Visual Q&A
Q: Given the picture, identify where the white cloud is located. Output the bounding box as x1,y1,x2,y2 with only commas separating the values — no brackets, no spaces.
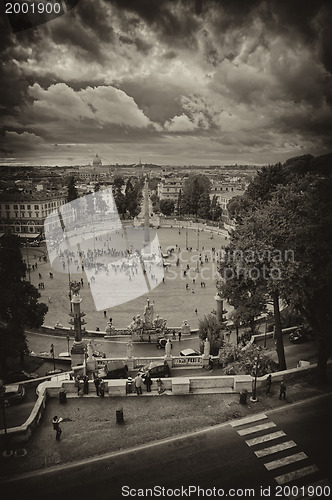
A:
164,114,197,132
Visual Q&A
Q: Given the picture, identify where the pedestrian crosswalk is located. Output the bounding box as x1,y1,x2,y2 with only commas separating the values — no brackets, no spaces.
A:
230,413,330,498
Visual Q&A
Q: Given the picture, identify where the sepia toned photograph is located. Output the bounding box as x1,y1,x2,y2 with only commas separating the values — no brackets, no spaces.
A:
0,1,331,499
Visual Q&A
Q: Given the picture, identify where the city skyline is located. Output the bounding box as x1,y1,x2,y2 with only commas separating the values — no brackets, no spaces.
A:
1,0,332,167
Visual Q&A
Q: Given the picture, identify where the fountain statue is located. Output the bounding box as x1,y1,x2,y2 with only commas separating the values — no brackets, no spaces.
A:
127,299,167,342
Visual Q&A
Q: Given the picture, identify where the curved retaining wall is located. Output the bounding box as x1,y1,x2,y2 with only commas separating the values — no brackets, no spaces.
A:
0,361,325,445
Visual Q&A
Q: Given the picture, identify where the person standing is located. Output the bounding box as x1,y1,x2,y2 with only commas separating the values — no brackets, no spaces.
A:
75,375,81,396
279,380,286,400
178,330,182,341
94,374,100,396
52,416,62,441
99,378,105,398
266,374,272,396
144,372,152,393
135,373,143,396
83,375,89,395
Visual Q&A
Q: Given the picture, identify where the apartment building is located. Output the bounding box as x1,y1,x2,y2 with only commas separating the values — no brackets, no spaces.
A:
0,189,73,240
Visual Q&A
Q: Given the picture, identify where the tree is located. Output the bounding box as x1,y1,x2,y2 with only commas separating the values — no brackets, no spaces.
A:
198,314,224,355
182,174,211,216
67,175,78,202
0,235,48,377
150,193,160,213
220,155,332,380
160,199,175,216
197,192,211,219
125,178,142,218
176,189,182,216
112,176,126,217
210,195,222,222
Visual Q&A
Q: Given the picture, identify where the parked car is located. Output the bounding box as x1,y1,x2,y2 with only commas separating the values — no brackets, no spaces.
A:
97,360,128,379
92,350,106,358
139,361,171,378
45,368,65,376
157,337,172,349
289,326,312,344
6,370,39,383
2,384,25,406
179,348,201,357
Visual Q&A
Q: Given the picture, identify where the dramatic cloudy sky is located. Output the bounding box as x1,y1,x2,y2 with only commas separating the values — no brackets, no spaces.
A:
1,0,332,166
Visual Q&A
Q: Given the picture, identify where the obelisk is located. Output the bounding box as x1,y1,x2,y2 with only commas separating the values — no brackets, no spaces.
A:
143,177,150,248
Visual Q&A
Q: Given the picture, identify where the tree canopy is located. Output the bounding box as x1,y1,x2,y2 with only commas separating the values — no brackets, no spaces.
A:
0,235,48,377
218,154,332,381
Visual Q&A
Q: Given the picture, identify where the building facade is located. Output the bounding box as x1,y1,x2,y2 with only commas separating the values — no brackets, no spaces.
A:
0,190,73,239
157,177,187,201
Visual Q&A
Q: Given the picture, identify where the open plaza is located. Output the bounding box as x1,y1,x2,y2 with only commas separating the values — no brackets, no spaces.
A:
23,224,232,332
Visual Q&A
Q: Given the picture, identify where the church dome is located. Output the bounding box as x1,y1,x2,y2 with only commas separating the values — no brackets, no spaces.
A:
92,154,102,167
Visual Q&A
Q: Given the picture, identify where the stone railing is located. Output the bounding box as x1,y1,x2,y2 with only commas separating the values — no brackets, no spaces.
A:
39,325,197,339
2,360,329,445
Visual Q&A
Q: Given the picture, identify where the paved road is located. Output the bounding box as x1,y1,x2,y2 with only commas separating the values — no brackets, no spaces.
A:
26,330,201,359
1,395,331,500
256,334,319,369
27,328,319,370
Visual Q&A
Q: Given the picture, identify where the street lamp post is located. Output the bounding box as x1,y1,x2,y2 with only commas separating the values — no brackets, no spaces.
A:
264,316,268,349
50,343,55,371
250,354,260,402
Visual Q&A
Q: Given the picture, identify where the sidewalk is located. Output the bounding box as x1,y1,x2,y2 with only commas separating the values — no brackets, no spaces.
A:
1,367,331,481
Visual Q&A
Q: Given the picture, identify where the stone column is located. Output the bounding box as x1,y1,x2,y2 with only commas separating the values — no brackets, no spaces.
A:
164,339,173,368
69,282,87,368
214,294,224,324
126,339,135,371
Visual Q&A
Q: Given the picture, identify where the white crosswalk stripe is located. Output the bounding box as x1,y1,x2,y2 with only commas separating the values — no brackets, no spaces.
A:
230,413,268,427
274,465,319,485
245,430,286,446
264,451,307,471
286,478,331,500
231,415,330,490
254,440,297,457
237,421,276,436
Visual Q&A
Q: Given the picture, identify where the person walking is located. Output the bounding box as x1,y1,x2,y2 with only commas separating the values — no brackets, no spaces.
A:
134,373,143,396
178,330,182,341
83,375,89,395
94,374,100,396
266,374,272,396
52,415,62,441
144,372,152,393
99,378,105,398
75,375,81,396
279,380,286,400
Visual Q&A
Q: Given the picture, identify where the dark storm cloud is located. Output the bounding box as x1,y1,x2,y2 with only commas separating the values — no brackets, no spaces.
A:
109,0,200,49
72,0,114,43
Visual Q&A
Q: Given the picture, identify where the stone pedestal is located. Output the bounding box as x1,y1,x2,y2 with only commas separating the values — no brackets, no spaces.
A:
70,342,86,368
105,325,116,338
172,377,190,395
180,321,191,336
234,375,252,393
164,356,172,368
107,380,127,397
